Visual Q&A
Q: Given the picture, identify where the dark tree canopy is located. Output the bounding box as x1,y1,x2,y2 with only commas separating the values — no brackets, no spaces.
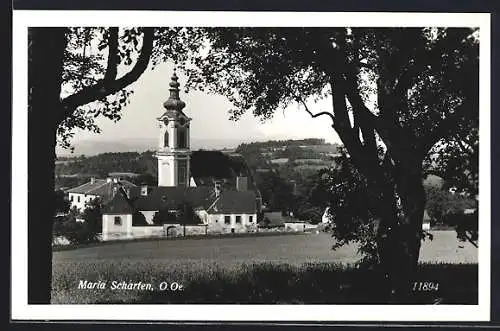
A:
161,27,480,298
28,27,184,303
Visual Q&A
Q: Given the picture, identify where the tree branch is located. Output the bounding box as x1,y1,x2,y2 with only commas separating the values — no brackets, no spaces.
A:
463,231,479,248
59,28,154,124
295,95,336,124
104,27,119,83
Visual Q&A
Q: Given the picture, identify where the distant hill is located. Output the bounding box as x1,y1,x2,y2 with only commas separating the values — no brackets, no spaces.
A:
55,149,259,194
54,138,343,212
56,138,262,157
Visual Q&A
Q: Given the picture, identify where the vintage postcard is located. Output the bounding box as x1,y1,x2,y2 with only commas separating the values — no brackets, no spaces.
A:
12,10,490,322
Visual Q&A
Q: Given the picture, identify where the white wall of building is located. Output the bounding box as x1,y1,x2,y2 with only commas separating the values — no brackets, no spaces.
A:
139,210,157,225
68,193,97,211
101,210,258,241
131,226,165,238
158,156,176,187
102,214,133,241
207,213,257,234
284,222,307,232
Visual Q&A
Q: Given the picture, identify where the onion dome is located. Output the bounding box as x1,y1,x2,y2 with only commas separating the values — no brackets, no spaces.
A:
162,71,186,112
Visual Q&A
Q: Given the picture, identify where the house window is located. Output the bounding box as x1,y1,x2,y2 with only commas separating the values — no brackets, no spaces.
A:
70,195,73,202
224,216,230,225
178,160,187,186
77,196,80,203
177,129,187,148
114,216,122,225
249,216,253,223
236,216,242,224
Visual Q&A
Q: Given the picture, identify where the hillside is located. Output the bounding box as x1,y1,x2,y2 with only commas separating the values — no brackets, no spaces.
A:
55,150,259,192
55,138,342,218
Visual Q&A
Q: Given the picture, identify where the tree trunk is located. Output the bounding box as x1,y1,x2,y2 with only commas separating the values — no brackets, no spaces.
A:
380,164,426,301
396,164,426,284
28,28,67,304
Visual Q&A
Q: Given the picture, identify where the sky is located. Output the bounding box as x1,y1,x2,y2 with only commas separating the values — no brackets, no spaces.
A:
60,61,342,153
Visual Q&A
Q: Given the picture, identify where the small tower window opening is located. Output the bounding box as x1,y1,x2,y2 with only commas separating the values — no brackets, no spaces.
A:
178,160,188,186
164,130,169,147
177,128,187,148
114,216,122,225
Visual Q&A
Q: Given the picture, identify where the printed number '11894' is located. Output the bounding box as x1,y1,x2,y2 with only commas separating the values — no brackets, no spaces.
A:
412,282,439,291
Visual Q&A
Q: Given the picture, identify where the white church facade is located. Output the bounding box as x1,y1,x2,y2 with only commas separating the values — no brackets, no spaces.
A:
100,71,259,241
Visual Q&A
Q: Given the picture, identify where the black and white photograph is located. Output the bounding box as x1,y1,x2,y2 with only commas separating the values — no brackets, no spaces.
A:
12,11,490,322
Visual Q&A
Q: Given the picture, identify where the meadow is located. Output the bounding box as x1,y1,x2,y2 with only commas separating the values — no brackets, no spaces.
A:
51,231,478,304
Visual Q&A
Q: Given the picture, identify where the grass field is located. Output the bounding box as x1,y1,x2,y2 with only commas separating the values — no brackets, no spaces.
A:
53,230,477,265
51,230,478,304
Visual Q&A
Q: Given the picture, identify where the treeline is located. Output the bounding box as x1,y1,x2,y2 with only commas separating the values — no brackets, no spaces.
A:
236,138,326,150
55,151,157,178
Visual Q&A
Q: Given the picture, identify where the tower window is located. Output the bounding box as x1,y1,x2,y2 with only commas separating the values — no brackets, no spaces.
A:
178,160,188,186
177,129,187,148
164,131,169,147
114,216,122,225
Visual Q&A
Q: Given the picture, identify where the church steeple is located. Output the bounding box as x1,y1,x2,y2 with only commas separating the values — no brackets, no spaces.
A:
162,70,186,112
155,71,192,187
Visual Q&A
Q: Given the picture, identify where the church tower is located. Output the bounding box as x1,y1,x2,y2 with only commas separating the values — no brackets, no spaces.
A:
156,71,192,187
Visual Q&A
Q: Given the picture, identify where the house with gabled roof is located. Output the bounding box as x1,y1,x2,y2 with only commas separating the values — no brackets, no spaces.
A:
65,176,137,211
100,72,259,241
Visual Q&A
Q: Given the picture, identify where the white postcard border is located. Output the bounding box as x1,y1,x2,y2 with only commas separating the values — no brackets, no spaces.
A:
11,10,491,322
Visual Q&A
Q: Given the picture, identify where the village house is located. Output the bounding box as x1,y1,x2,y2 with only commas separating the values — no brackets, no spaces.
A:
100,71,259,241
65,176,137,211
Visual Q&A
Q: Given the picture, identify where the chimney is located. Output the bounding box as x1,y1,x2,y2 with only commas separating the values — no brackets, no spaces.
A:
90,177,95,184
214,180,222,198
106,177,112,183
113,177,118,183
236,176,248,191
141,185,148,196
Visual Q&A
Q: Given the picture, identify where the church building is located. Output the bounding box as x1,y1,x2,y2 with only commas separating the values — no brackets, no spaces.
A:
101,71,260,241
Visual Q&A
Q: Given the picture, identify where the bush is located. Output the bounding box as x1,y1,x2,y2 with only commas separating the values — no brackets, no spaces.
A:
60,219,100,245
53,199,102,245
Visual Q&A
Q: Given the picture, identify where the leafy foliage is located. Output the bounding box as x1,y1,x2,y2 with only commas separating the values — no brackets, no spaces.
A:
28,27,187,152
53,198,103,245
54,189,70,214
163,27,479,277
424,185,476,223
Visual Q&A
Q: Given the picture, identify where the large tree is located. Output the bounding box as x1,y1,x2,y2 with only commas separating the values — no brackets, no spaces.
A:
28,27,185,303
168,27,479,298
